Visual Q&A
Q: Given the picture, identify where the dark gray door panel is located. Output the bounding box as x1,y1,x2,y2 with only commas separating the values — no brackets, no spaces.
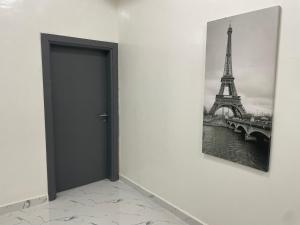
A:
50,45,108,192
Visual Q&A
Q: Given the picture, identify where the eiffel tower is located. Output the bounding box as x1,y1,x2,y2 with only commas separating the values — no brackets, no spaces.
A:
209,24,246,117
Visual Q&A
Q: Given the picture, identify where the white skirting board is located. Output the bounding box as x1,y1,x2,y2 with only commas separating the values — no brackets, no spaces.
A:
120,175,206,225
0,195,48,215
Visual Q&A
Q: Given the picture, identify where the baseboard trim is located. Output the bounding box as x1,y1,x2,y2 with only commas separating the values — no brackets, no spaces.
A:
0,195,48,215
120,175,206,225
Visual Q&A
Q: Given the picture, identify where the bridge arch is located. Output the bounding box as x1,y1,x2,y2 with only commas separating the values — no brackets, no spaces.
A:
236,125,247,134
228,122,236,129
249,131,270,140
248,131,271,151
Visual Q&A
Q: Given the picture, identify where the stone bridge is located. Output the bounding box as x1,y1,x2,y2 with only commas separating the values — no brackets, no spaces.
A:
226,118,272,141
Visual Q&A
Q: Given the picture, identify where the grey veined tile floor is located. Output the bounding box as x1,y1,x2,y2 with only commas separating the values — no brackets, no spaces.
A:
0,180,189,225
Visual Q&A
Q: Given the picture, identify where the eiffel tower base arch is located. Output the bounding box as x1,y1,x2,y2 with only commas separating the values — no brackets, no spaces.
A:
208,96,246,118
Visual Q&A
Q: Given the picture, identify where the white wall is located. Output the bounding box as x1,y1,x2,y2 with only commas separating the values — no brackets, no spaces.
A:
118,1,300,225
0,0,118,206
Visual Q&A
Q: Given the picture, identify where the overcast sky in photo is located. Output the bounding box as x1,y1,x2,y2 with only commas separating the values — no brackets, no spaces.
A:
204,6,280,115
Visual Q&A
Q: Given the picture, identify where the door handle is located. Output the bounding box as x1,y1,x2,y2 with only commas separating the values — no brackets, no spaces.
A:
96,113,108,119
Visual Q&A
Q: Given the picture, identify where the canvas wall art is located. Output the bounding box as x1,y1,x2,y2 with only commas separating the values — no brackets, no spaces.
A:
202,6,280,171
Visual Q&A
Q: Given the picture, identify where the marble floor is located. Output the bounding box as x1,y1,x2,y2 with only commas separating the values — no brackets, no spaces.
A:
0,180,189,225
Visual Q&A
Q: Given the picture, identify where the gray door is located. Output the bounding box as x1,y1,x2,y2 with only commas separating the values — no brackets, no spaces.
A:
50,45,108,192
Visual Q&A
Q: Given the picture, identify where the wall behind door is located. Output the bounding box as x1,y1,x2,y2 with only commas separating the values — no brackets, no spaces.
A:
0,0,118,206
118,1,300,225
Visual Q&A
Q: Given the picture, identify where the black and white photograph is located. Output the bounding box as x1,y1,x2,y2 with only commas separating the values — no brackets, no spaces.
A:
202,7,280,171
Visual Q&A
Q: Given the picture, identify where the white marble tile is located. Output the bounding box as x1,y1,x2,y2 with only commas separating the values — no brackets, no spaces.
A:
120,177,202,225
0,180,189,225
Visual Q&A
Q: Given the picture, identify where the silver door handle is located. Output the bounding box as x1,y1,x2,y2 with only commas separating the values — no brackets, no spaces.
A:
96,113,108,118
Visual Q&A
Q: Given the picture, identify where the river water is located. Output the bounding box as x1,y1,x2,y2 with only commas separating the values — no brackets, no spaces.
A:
202,125,270,171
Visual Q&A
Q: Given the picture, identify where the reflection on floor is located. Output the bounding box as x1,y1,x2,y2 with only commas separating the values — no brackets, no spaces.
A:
0,180,188,225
